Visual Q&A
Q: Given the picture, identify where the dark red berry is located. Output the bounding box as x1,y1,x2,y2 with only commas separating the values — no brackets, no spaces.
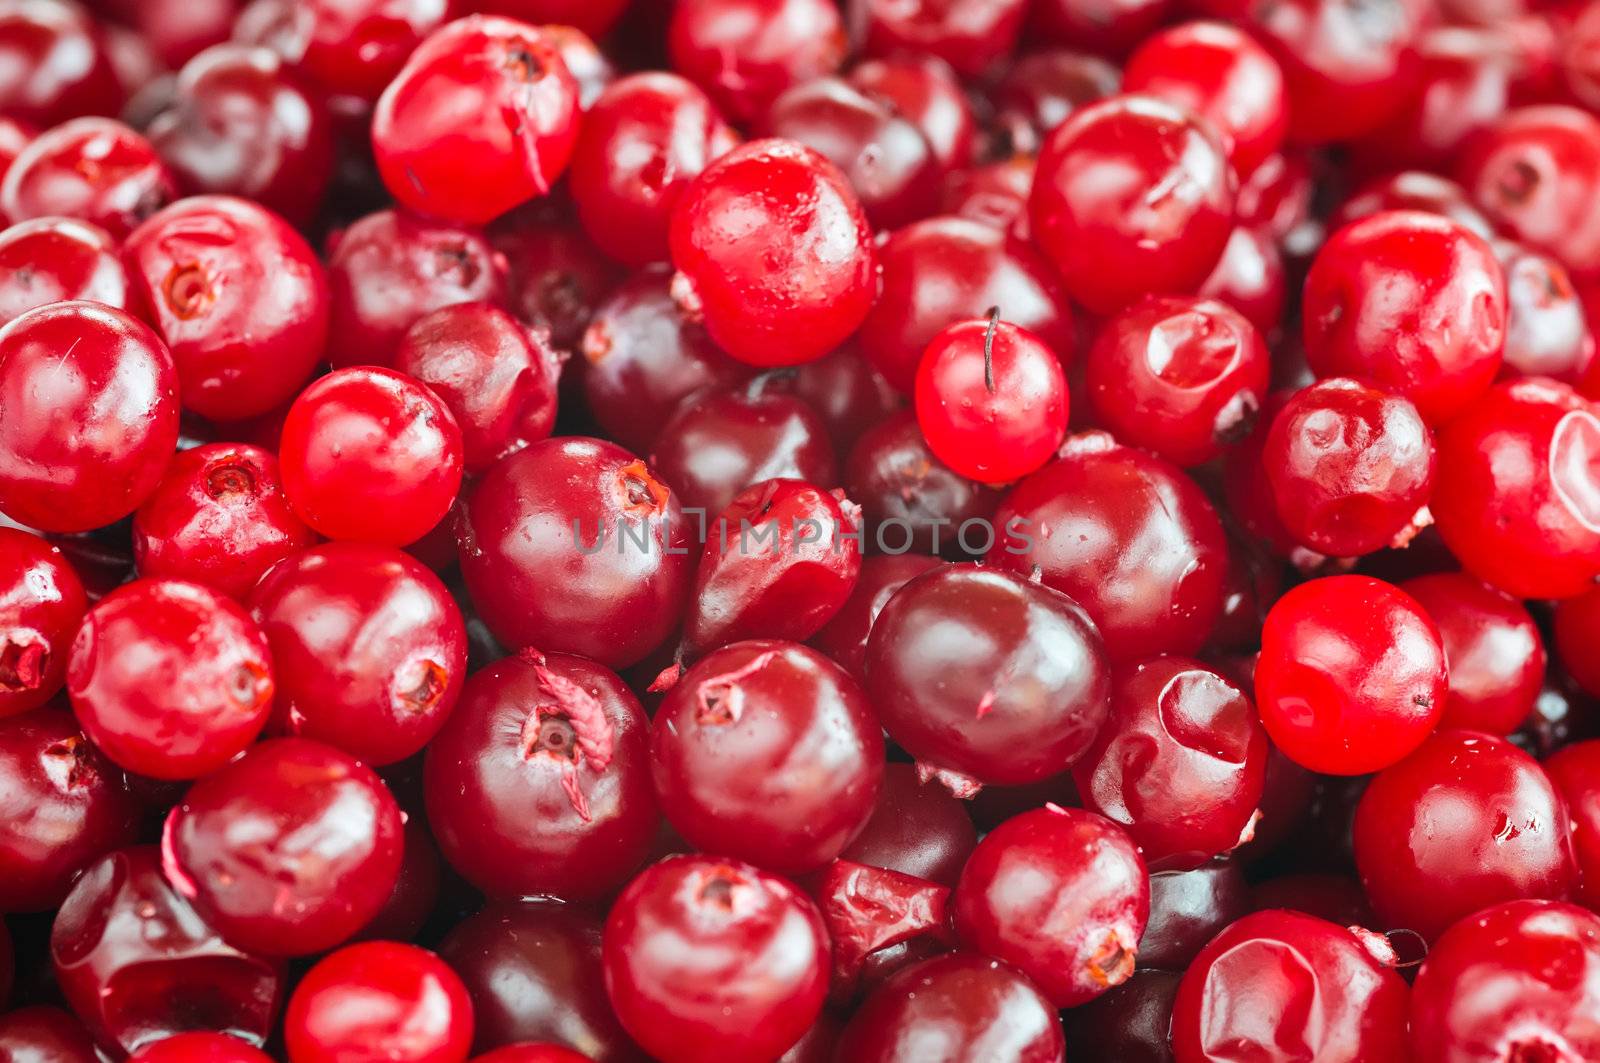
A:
1402,572,1545,735
837,761,977,887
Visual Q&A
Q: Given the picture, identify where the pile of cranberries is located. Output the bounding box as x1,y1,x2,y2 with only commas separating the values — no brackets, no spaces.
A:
2,0,1600,1060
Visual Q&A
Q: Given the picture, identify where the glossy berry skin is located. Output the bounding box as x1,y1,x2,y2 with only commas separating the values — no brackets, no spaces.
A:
1330,170,1494,239
988,436,1228,662
854,0,1026,77
393,302,561,473
1062,970,1179,1063
1555,587,1600,700
1171,910,1411,1063
1457,106,1600,280
1140,862,1252,970
915,316,1068,486
424,650,658,902
1073,657,1267,872
778,347,902,455
374,17,580,225
128,1034,275,1062
0,118,174,240
954,805,1149,1008
685,479,860,654
1402,573,1544,735
1085,296,1270,468
818,858,953,999
52,846,286,1055
285,942,474,1063
1302,211,1506,425
843,410,996,557
162,737,404,957
1255,576,1446,775
1545,741,1600,912
285,0,458,104
602,855,829,1063
668,139,877,368
1262,377,1435,557
666,0,846,126
0,1005,101,1062
579,268,749,455
652,640,883,875
146,44,334,228
847,56,975,177
1409,900,1600,1063
569,73,738,267
458,437,691,669
1430,379,1600,600
992,50,1120,159
810,554,941,681
0,527,85,718
857,215,1071,394
1123,22,1287,177
251,543,465,765
838,761,977,888
865,564,1109,789
0,300,179,533
0,707,138,912
132,443,316,601
279,366,464,547
329,209,507,369
66,579,273,780
0,216,129,326
490,207,617,351
0,0,122,128
1496,240,1596,388
124,195,328,421
1353,731,1577,943
835,952,1064,1063
1030,96,1235,316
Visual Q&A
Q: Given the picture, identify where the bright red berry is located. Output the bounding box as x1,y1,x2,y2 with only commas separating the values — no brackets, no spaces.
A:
284,941,474,1063
0,527,86,719
0,117,174,239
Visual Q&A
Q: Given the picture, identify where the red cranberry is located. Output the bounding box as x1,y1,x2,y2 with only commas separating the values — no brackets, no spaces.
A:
652,640,883,874
578,267,748,455
1431,378,1600,599
250,542,466,765
424,650,657,902
1171,910,1411,1062
278,366,464,547
1409,900,1600,1063
854,0,1026,77
1030,96,1234,316
490,206,620,350
810,553,941,679
328,209,508,369
988,435,1229,662
161,737,404,956
1402,573,1545,734
52,846,286,1055
0,216,129,326
650,382,836,518
284,0,458,104
285,941,473,1063
843,410,998,557
146,44,334,227
1029,0,1171,56
866,564,1110,790
0,707,138,912
0,1,121,127
603,855,829,1063
836,952,1064,1062
1330,170,1495,239
1123,22,1288,177
354,813,440,943
1255,575,1447,775
1497,240,1597,387
857,215,1072,394
0,118,173,240
1062,969,1178,1063
1198,227,1283,340
132,443,315,600
1236,148,1320,252
837,761,977,888
1545,740,1600,912
0,527,85,718
437,902,640,1061
476,0,627,40
1074,657,1268,872
459,437,690,669
669,139,876,368
1457,105,1600,279
943,155,1035,239
0,300,179,533
817,859,954,998
374,17,580,225
685,480,860,654
778,345,903,454
67,579,271,780
915,313,1069,486
990,50,1121,158
666,0,846,126
1554,586,1600,701
1247,0,1424,144
1353,730,1577,942
1085,296,1270,468
846,56,975,176
393,302,561,473
1139,860,1251,970
1303,210,1506,425
128,1034,274,1062
1261,377,1436,557
569,73,737,267
0,1005,101,1062
955,804,1148,1007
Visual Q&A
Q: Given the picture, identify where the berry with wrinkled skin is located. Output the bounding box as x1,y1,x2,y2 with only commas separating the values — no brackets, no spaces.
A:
0,526,86,719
